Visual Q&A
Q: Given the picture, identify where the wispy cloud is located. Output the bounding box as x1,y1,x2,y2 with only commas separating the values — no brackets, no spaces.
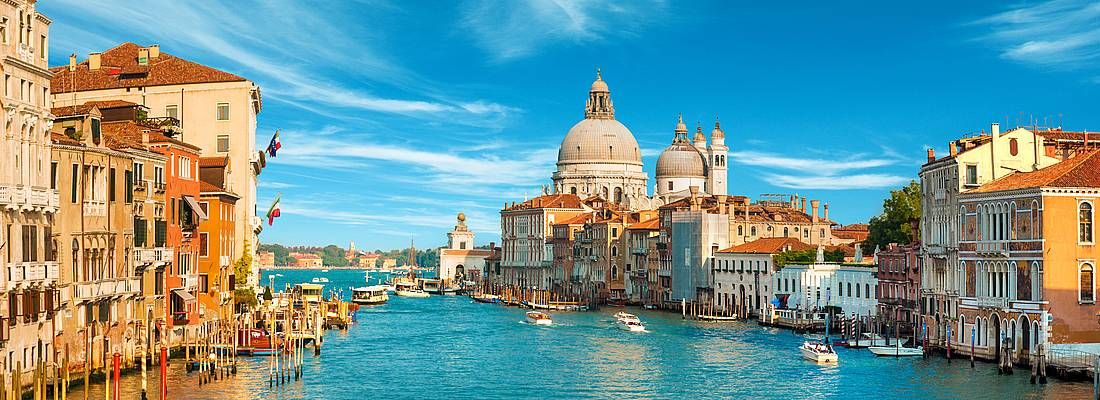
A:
729,150,908,190
974,0,1100,69
459,0,667,61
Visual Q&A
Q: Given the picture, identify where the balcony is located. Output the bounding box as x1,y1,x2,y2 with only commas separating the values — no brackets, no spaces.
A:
153,182,166,193
976,296,1009,309
5,261,60,290
182,274,198,291
83,200,106,217
972,241,1010,255
133,247,174,265
924,244,947,256
220,255,231,268
73,277,142,301
631,247,647,255
134,180,148,191
0,185,11,206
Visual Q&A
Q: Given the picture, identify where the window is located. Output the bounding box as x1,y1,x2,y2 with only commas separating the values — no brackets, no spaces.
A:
124,171,133,203
39,34,45,60
216,102,229,121
0,18,7,44
153,166,164,185
216,135,229,152
667,181,673,191
178,157,192,179
1080,202,1094,243
199,274,209,293
198,201,209,216
70,164,78,203
49,162,56,190
965,164,978,186
165,105,178,120
198,233,209,258
108,168,116,202
1081,264,1095,303
91,118,101,144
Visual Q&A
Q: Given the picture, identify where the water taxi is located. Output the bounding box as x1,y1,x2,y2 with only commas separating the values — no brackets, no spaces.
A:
472,293,500,304
614,312,646,332
526,311,553,326
800,341,838,363
351,285,390,305
295,283,325,303
311,277,330,283
395,288,430,298
868,341,923,357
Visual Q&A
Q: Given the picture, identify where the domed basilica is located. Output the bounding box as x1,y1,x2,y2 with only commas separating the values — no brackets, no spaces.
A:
551,71,728,210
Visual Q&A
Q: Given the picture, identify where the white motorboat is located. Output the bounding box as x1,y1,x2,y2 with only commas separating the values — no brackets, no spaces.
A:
526,311,552,326
351,285,389,305
614,312,638,322
394,289,430,298
800,341,838,363
311,277,330,283
618,318,646,332
868,343,923,357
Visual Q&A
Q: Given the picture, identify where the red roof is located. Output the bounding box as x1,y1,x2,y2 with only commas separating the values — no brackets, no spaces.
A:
971,149,1100,193
50,132,81,146
832,223,870,241
717,237,813,254
51,43,247,94
100,120,201,152
51,104,97,118
556,213,592,225
83,100,139,109
199,156,228,168
628,218,660,230
504,194,583,211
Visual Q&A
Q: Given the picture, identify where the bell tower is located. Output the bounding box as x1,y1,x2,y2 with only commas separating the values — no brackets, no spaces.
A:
708,119,728,196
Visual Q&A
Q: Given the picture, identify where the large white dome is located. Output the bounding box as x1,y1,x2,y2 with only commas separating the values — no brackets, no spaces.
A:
656,143,706,177
557,119,642,166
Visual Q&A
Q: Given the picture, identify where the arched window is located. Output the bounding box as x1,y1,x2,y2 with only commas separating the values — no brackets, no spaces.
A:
611,264,618,280
750,226,757,236
847,282,851,297
783,227,789,237
866,283,871,299
570,187,577,195
1080,202,1093,243
737,225,743,236
1080,263,1095,303
959,315,966,343
610,246,617,257
614,187,623,203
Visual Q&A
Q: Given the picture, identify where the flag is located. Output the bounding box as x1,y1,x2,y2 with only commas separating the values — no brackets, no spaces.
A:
266,129,282,158
266,194,282,226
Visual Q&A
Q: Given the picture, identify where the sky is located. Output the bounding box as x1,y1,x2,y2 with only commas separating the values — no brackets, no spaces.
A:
40,0,1100,251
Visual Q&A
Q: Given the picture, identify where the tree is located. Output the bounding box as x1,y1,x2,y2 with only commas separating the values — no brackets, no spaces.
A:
321,244,349,267
773,248,844,267
866,180,922,250
234,239,258,310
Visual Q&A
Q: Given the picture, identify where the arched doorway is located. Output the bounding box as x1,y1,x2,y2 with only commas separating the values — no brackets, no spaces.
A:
739,285,747,317
455,265,465,281
1019,315,1031,360
991,314,1002,362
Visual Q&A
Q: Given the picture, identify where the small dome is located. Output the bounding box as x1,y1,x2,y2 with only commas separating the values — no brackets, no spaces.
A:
590,68,609,92
557,119,642,165
711,120,724,139
656,143,707,177
693,124,706,145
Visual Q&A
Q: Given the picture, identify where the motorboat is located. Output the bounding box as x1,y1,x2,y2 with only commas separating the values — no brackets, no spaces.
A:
868,344,924,357
351,285,389,305
800,341,838,363
526,311,553,326
618,318,646,332
311,277,330,283
472,293,500,304
236,328,278,356
844,333,890,348
321,269,329,272
394,289,430,298
614,312,638,322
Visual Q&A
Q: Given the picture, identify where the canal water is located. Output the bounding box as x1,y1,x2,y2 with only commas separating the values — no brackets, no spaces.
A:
84,269,1092,399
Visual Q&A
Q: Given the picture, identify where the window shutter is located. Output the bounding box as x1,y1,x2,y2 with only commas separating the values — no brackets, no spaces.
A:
155,220,167,247
71,164,78,203
125,170,133,203
109,168,116,202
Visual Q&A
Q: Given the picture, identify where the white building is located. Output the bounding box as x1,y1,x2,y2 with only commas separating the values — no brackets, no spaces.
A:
714,237,812,317
438,213,490,285
773,256,879,317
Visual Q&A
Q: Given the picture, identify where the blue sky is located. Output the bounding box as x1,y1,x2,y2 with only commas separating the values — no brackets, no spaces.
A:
41,0,1100,251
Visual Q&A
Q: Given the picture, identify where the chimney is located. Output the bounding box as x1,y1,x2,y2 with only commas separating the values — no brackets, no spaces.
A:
824,203,829,222
926,148,935,163
949,141,958,157
811,200,820,223
138,48,149,66
149,44,160,58
717,195,728,214
801,197,807,213
689,186,700,211
1033,130,1043,170
88,52,101,70
990,122,1000,180
141,132,150,144
68,53,76,72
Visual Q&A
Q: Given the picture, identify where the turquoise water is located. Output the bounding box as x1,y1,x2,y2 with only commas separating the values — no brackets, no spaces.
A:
87,269,1092,399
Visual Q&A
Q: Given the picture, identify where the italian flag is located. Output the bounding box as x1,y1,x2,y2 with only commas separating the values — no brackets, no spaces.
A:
266,195,282,226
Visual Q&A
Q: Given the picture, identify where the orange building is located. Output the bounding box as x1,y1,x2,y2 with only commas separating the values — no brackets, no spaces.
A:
955,149,1100,363
197,156,238,322
103,120,204,332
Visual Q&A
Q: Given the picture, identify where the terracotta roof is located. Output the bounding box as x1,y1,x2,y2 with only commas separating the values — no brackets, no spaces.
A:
50,132,82,146
832,223,870,241
83,100,139,109
51,43,247,94
199,156,228,168
51,104,96,118
103,132,145,151
970,149,1100,193
504,194,584,211
556,213,592,225
100,120,201,152
717,237,813,254
627,218,660,230
199,181,222,193
1037,129,1100,142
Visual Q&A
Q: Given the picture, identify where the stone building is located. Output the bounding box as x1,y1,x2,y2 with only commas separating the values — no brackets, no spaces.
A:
51,43,264,288
438,213,491,286
714,237,813,318
499,194,589,289
773,257,879,317
197,156,238,324
0,0,57,382
953,149,1100,362
875,241,921,330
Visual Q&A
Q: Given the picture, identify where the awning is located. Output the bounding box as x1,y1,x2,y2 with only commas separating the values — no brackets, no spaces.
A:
172,289,196,302
182,195,209,220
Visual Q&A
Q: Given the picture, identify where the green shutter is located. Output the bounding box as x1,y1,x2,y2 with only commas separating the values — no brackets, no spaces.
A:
109,168,116,202
125,171,133,203
70,164,78,203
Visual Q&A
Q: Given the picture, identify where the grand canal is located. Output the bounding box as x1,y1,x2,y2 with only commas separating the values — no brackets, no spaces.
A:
84,269,1092,399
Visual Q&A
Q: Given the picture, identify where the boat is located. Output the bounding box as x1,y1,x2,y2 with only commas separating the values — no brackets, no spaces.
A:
351,285,389,305
697,314,738,322
614,312,638,322
868,343,924,357
526,311,552,326
614,312,646,332
472,293,500,304
395,289,430,298
311,277,330,283
841,333,890,348
236,328,278,356
321,269,329,272
294,283,325,303
800,341,839,363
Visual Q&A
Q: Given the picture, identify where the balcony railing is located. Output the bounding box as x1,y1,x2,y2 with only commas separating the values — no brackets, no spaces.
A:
153,182,166,193
133,247,174,265
5,262,60,290
134,180,148,191
0,185,11,206
83,201,106,217
972,241,1010,254
631,247,647,255
976,296,1009,309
